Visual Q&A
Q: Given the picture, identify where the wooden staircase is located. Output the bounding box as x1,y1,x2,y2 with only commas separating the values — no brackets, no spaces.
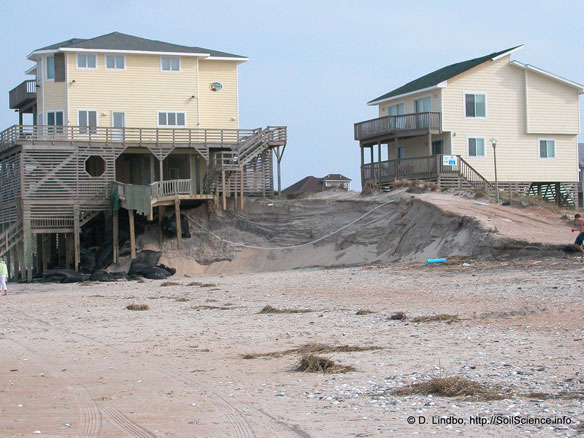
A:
204,126,286,197
0,220,23,258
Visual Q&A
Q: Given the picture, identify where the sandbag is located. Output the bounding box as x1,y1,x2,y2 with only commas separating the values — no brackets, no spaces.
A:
135,250,161,266
89,270,115,282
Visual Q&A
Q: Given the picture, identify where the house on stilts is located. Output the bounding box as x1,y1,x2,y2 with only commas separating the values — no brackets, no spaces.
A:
354,45,583,205
0,32,287,281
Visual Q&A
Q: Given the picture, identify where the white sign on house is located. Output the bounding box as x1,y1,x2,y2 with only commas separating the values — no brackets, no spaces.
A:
442,155,458,166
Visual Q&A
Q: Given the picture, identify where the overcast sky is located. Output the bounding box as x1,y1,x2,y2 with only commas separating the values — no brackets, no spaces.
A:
1,0,583,189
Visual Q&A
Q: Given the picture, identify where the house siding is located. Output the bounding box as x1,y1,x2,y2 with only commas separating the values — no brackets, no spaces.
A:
441,55,579,182
198,60,238,129
67,53,201,129
527,69,579,134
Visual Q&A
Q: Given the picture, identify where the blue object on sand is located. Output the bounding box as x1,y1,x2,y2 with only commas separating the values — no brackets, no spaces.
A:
427,258,447,264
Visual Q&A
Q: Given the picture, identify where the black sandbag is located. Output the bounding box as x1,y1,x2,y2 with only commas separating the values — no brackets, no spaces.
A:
42,269,85,283
135,250,161,266
128,260,153,276
156,263,176,276
143,267,169,280
95,243,113,270
89,270,115,282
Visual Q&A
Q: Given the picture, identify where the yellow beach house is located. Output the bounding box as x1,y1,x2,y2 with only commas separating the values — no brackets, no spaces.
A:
354,45,583,205
2,32,287,281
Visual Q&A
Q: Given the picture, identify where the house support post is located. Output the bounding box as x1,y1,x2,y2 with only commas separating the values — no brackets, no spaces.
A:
129,209,136,260
360,144,365,185
158,206,164,244
222,170,227,210
159,159,164,182
42,234,49,272
17,240,24,280
65,234,73,270
113,210,119,264
428,133,432,155
174,198,182,250
377,141,382,184
73,205,80,272
234,173,238,211
22,217,32,282
240,171,244,210
35,234,42,274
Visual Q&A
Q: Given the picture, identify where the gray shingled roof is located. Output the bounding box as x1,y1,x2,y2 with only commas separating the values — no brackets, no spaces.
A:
35,32,246,58
368,46,521,104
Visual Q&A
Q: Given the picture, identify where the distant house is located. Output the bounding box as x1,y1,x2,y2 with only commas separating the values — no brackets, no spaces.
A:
354,45,583,206
283,174,351,195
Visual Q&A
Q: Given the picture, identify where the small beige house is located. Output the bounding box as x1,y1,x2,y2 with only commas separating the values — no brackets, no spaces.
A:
354,45,583,205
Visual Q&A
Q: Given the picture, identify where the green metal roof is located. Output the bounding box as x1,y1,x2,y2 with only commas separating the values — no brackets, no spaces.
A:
34,32,246,59
368,46,522,105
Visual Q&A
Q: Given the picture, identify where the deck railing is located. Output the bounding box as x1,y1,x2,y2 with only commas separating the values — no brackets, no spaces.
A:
9,81,37,109
150,179,193,199
354,112,441,141
362,154,494,192
0,125,258,150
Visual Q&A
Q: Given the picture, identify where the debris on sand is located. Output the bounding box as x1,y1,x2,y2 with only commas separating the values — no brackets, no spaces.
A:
192,304,234,310
241,343,381,359
160,281,181,287
389,311,407,321
410,314,460,323
295,354,355,374
126,303,149,311
258,305,313,314
187,282,217,288
355,309,376,315
392,376,503,400
174,297,190,302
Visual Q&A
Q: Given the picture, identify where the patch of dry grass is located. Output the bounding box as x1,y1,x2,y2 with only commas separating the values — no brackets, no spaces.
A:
187,282,217,288
126,303,149,311
295,354,355,374
192,305,234,310
160,281,181,287
410,314,460,323
258,305,314,314
392,376,503,400
242,343,382,359
81,281,101,287
175,297,190,302
356,309,376,315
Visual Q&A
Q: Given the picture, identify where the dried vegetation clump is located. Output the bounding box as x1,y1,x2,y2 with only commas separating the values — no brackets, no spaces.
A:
126,303,149,311
258,305,314,314
295,354,355,374
392,376,503,400
241,342,381,359
410,314,460,323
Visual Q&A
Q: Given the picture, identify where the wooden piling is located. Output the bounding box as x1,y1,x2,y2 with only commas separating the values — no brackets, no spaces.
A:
158,206,164,244
73,206,80,272
113,210,119,264
175,198,182,250
129,209,136,260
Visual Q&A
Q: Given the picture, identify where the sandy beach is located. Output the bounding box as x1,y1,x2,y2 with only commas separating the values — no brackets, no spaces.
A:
1,256,582,437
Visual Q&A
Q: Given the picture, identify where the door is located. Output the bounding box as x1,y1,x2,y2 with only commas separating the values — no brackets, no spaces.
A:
47,111,64,135
112,112,125,142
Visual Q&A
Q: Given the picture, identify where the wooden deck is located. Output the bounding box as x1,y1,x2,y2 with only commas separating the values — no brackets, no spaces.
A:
362,154,493,192
354,112,441,145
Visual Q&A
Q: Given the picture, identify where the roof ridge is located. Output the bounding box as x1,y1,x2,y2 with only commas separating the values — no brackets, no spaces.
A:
368,45,523,105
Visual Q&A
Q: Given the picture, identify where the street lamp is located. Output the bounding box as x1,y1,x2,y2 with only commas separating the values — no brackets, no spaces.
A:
490,138,499,203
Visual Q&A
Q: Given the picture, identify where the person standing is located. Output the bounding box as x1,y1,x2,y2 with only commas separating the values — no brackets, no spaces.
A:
0,257,8,295
573,214,584,260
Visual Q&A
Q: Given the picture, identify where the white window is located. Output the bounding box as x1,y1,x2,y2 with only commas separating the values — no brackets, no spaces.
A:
78,110,98,134
539,139,556,159
46,56,55,80
161,56,180,72
158,112,186,127
105,55,125,70
46,111,64,133
77,54,97,69
387,103,405,116
414,96,431,113
465,93,486,118
468,137,486,157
